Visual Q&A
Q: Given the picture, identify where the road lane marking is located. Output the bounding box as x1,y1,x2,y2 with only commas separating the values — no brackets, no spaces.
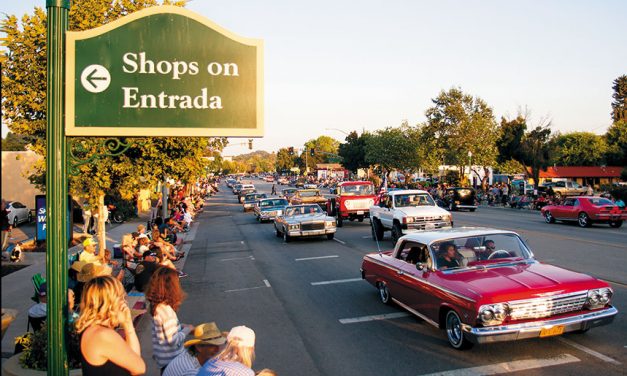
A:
263,279,271,287
295,255,339,261
220,256,255,261
333,238,346,245
418,353,580,376
557,337,622,365
339,312,410,324
224,281,271,293
311,278,362,286
362,236,371,239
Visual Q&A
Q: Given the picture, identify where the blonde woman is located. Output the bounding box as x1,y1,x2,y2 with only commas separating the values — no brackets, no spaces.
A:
75,275,145,375
197,325,256,376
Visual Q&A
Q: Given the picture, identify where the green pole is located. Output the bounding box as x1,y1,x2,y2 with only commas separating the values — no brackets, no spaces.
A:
46,0,70,374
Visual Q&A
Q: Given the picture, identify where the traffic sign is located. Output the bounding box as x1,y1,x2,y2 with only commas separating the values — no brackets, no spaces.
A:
65,6,264,137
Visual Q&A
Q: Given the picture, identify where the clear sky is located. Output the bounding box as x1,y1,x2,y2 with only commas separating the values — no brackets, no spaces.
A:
2,0,626,157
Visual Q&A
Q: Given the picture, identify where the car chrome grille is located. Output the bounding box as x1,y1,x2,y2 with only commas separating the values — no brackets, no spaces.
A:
407,221,450,230
301,222,325,231
344,199,372,210
508,291,588,320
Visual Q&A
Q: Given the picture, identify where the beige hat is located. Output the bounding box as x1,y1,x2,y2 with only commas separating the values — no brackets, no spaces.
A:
184,322,227,347
70,260,87,273
77,263,112,283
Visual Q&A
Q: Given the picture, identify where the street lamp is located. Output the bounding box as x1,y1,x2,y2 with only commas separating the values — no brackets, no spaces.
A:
325,128,349,136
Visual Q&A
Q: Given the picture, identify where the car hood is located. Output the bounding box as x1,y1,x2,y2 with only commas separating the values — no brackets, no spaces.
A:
284,213,330,223
397,206,450,216
260,205,286,211
441,261,608,303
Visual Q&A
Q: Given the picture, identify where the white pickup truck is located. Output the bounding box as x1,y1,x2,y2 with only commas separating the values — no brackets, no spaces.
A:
370,189,453,243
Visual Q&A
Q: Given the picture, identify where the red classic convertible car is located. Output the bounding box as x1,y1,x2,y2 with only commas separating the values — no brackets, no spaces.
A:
360,228,617,349
541,196,626,228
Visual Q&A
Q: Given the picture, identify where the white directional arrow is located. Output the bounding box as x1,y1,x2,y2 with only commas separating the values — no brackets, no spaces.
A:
80,64,111,93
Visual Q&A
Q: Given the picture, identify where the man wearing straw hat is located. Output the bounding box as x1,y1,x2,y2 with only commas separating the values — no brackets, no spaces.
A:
163,322,226,376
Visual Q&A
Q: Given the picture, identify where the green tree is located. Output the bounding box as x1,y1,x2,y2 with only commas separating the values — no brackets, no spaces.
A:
365,122,420,183
496,116,526,163
423,87,499,187
553,132,607,166
301,135,340,172
605,121,627,166
275,147,294,173
1,132,31,151
611,75,627,122
519,125,554,189
337,131,370,173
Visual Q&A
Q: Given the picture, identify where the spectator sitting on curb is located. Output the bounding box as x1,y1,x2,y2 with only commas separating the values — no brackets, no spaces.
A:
133,250,159,292
163,322,226,376
79,237,104,266
152,229,183,261
197,325,256,376
137,223,152,240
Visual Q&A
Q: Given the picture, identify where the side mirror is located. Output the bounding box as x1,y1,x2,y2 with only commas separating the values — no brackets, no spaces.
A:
415,263,425,271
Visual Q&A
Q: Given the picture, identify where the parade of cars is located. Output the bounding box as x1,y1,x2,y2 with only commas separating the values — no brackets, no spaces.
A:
326,180,377,227
254,198,289,222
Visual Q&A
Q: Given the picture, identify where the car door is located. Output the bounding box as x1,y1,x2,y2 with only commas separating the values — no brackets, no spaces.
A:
13,202,27,223
560,198,577,220
378,195,394,228
390,241,433,315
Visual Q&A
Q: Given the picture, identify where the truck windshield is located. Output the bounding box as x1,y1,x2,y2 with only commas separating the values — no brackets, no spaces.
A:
394,194,435,207
340,184,374,196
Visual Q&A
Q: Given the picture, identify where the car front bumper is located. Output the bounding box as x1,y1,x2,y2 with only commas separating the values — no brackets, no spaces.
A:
287,228,337,237
462,306,617,344
259,212,280,220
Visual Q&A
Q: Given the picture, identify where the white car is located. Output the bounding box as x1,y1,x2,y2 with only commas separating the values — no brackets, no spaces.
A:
6,201,32,227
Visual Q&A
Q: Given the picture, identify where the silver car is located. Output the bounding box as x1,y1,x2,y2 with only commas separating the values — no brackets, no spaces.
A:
274,204,336,242
6,201,32,227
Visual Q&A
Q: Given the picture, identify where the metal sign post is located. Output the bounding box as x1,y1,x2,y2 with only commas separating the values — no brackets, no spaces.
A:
46,0,69,374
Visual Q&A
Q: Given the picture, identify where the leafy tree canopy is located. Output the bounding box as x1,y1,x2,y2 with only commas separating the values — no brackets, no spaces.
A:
365,122,421,178
1,132,31,151
605,121,627,166
611,75,627,122
553,132,607,166
337,131,370,173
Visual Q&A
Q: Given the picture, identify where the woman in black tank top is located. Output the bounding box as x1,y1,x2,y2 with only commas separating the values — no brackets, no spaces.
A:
75,276,146,375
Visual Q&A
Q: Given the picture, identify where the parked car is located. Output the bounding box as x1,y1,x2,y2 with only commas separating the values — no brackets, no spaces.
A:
538,181,587,198
274,204,336,242
441,187,477,212
264,176,275,182
303,183,318,189
6,201,32,227
370,190,452,243
541,196,626,228
254,198,289,222
360,227,617,349
242,193,267,212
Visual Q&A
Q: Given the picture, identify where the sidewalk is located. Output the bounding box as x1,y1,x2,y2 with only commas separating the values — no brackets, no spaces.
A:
0,212,181,356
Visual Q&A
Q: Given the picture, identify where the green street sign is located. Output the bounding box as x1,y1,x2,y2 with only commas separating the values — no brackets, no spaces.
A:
65,6,263,137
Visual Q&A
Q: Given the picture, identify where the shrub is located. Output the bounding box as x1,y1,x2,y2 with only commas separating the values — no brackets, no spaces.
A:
15,322,81,371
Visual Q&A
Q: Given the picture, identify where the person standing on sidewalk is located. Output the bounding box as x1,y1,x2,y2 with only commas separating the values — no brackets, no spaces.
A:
1,199,12,259
146,267,194,373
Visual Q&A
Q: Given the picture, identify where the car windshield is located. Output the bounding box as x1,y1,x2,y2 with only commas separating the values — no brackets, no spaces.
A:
246,194,266,201
283,189,296,195
340,184,374,196
394,193,435,207
284,205,323,216
430,233,531,270
588,198,614,206
300,190,320,197
260,199,288,207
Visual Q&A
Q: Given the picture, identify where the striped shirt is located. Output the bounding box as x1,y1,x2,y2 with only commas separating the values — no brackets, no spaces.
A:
163,350,200,376
196,359,255,376
151,303,191,368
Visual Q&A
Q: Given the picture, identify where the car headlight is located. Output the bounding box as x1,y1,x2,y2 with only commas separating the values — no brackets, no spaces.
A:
443,214,452,223
325,221,335,228
405,217,414,223
585,288,612,309
288,224,300,230
478,303,508,326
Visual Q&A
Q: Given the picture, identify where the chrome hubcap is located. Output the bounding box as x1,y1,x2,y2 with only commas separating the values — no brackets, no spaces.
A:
447,313,462,346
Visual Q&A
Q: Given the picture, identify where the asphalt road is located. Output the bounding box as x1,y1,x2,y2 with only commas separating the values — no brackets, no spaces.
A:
179,180,626,376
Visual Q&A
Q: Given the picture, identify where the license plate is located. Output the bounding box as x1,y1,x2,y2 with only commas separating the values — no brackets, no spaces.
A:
357,211,364,215
425,223,435,230
539,325,564,337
